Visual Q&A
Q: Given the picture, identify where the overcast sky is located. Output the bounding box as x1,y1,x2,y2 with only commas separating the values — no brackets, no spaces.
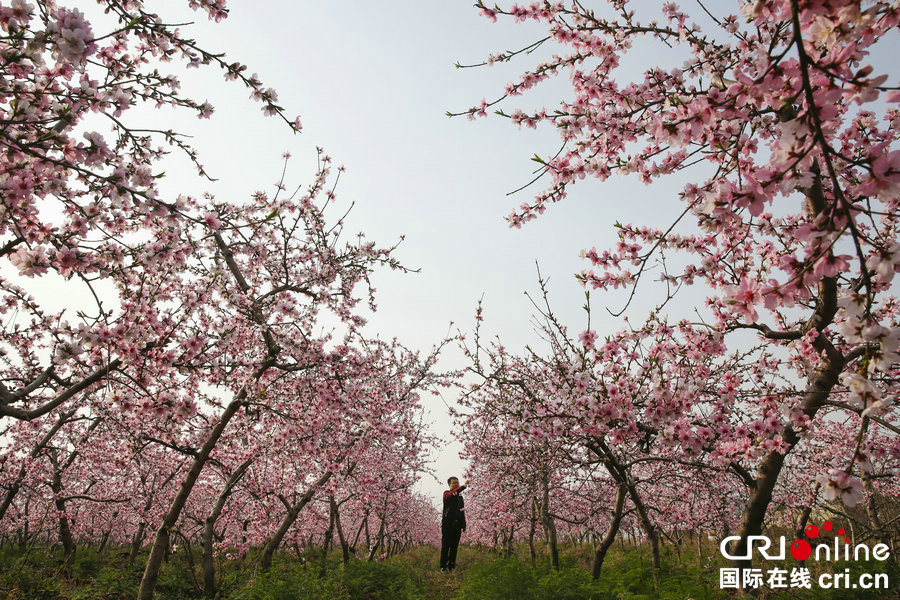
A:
130,1,701,504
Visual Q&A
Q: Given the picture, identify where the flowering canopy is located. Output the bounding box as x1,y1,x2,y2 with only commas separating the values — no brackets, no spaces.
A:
454,0,899,570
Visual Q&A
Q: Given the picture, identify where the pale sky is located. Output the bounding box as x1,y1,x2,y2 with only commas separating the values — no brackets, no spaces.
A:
124,1,696,504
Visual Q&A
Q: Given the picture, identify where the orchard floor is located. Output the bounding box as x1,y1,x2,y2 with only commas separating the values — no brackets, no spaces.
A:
1,542,898,599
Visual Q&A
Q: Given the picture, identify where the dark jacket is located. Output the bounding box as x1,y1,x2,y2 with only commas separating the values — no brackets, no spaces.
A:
442,485,467,529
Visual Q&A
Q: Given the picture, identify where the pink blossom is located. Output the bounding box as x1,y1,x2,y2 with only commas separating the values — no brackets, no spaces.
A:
204,211,222,230
724,277,761,322
9,247,48,277
816,469,864,507
579,329,598,349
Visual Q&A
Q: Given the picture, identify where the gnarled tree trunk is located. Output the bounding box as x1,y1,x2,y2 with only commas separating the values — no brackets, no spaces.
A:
731,331,844,570
203,458,252,598
591,438,660,574
331,496,351,564
49,450,76,567
138,397,246,600
260,470,333,572
592,483,626,579
537,470,559,570
528,498,537,561
367,513,386,561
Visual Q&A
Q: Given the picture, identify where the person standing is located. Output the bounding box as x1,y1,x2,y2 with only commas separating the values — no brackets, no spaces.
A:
440,477,469,572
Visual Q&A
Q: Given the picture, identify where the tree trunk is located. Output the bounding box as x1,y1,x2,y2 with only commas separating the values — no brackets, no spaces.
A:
732,342,844,571
203,458,252,598
97,530,110,554
537,471,559,570
367,514,386,561
52,485,76,566
98,511,117,554
331,497,351,564
320,497,336,572
351,510,368,553
364,515,371,551
19,498,30,548
323,499,336,556
592,484,626,579
795,482,822,540
130,469,180,567
591,439,660,575
260,470,333,572
731,168,844,572
48,450,76,567
130,522,147,565
138,397,245,600
528,498,537,561
629,483,660,573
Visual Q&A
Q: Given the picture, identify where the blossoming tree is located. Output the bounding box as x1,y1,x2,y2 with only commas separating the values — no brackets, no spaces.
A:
1,3,448,599
456,0,900,569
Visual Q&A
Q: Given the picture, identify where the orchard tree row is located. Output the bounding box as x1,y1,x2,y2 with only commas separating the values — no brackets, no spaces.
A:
0,2,447,599
452,0,900,580
3,0,900,597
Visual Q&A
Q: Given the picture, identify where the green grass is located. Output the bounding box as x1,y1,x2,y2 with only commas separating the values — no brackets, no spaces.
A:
0,540,896,599
452,545,730,600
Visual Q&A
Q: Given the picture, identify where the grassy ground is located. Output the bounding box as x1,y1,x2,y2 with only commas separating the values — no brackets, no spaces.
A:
1,540,897,599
